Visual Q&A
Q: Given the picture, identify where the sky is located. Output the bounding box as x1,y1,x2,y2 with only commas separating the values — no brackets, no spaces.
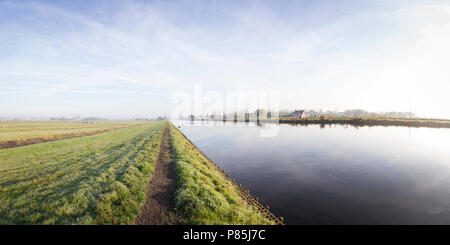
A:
1,0,450,119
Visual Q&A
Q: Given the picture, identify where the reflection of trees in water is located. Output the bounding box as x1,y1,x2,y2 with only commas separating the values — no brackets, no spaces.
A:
282,122,365,130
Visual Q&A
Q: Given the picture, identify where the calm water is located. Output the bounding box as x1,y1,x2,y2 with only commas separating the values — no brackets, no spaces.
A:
173,120,450,224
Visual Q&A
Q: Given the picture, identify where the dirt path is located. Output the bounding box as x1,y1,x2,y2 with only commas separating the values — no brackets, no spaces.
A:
135,125,179,225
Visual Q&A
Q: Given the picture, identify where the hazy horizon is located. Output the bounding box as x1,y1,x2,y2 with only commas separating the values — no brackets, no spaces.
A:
1,0,450,119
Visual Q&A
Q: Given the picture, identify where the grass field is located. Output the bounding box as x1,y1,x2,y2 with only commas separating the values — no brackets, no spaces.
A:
0,122,165,224
0,120,276,225
169,124,274,225
0,121,142,148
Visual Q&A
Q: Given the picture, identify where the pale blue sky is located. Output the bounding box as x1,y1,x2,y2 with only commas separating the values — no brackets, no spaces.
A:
1,0,450,119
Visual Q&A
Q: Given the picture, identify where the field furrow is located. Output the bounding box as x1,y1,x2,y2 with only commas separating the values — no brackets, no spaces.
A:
0,121,144,149
0,122,166,224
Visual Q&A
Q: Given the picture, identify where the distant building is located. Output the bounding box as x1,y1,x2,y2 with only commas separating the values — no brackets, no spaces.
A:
286,110,308,118
255,109,267,120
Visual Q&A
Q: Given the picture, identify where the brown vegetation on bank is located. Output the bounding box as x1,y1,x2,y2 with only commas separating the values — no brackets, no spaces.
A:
276,117,450,128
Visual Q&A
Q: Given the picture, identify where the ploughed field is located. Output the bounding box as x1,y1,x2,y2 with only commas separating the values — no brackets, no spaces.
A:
0,121,274,225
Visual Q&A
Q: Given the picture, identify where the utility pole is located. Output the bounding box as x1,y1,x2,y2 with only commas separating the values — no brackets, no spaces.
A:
409,98,412,119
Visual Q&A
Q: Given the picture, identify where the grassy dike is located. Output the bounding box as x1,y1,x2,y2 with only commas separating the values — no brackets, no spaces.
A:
168,123,280,225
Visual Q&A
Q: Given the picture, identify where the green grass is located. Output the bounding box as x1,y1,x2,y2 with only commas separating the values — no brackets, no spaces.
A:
1,120,276,225
169,124,274,225
0,122,165,224
0,121,141,143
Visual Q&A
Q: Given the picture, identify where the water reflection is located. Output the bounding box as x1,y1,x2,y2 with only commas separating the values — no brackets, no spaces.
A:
174,121,450,224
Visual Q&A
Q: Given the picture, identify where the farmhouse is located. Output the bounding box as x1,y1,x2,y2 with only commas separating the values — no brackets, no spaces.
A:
286,110,308,118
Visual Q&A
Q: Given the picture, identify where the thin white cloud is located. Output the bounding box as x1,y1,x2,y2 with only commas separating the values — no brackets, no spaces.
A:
1,1,450,118
324,36,344,47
